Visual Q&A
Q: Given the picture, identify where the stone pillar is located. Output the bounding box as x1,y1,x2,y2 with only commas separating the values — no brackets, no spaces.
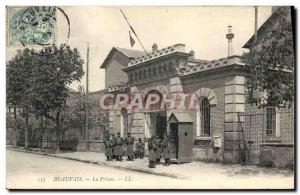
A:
223,76,246,163
129,86,144,139
108,95,115,133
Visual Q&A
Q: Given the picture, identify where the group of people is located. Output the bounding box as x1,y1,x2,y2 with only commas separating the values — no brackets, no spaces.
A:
104,132,144,161
103,132,172,168
147,134,172,168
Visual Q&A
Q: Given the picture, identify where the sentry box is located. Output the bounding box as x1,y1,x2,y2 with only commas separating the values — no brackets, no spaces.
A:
168,112,193,164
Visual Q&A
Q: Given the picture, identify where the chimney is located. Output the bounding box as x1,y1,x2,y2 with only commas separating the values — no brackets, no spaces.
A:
226,25,234,57
189,50,195,59
152,43,158,52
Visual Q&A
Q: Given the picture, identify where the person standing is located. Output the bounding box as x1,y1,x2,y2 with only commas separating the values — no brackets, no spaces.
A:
154,135,162,164
125,132,135,161
148,137,156,168
135,138,145,159
104,134,113,161
162,134,171,165
111,133,116,160
114,132,124,161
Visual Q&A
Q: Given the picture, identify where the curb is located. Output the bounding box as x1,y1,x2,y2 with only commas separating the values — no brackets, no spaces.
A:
7,147,182,179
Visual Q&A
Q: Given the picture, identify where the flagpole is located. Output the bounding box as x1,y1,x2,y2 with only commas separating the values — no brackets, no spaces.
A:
120,9,148,55
249,6,258,104
254,6,258,43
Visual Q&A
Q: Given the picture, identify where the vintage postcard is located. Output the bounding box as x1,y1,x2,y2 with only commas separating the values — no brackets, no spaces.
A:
5,6,295,190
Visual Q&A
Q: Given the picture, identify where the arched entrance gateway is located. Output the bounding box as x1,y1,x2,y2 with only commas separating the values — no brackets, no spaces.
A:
143,90,167,138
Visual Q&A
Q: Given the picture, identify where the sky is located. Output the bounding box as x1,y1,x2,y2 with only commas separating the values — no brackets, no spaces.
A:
6,6,272,92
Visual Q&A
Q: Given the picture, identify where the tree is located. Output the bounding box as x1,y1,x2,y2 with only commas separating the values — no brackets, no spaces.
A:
243,7,294,108
63,85,109,141
30,45,84,152
63,86,86,138
7,49,35,148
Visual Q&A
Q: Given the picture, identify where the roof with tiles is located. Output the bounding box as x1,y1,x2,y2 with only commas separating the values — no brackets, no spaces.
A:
126,43,188,67
100,47,145,69
178,55,245,76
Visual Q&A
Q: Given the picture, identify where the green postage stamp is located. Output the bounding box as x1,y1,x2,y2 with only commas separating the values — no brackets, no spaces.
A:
7,6,57,46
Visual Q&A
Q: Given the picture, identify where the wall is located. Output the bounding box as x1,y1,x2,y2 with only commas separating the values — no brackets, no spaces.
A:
105,51,129,89
245,99,294,144
260,143,294,169
182,73,235,162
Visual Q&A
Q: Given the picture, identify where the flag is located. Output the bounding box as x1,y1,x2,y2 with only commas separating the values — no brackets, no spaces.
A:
129,31,135,47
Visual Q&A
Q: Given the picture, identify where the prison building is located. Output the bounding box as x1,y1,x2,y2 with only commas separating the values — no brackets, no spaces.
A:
99,8,294,166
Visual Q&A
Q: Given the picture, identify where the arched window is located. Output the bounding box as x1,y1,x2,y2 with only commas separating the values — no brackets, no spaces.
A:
200,97,210,136
143,69,147,78
158,65,162,74
163,64,167,73
152,67,157,76
134,72,137,81
148,68,152,77
129,73,133,82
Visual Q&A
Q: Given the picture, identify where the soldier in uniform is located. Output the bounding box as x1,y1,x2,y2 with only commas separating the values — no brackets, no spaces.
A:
114,132,124,161
148,137,156,168
154,135,162,164
162,134,171,165
135,138,145,159
125,132,135,161
111,133,116,160
104,134,113,161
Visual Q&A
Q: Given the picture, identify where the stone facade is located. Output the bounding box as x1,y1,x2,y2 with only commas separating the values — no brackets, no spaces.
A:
99,42,294,165
99,8,294,164
101,43,247,163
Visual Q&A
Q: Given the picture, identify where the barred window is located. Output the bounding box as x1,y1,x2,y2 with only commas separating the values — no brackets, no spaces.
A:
266,107,276,136
201,98,210,136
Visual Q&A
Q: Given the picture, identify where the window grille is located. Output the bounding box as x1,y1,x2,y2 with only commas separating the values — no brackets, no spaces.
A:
201,98,210,136
266,107,276,136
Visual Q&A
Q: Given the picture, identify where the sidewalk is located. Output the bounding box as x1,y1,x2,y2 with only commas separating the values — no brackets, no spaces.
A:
7,146,293,181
